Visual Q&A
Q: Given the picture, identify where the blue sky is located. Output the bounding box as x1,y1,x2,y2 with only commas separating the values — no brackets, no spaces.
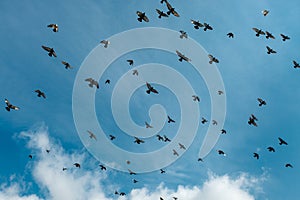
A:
0,0,299,199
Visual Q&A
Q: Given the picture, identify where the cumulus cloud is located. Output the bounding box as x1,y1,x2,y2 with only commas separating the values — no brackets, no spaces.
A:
0,126,266,200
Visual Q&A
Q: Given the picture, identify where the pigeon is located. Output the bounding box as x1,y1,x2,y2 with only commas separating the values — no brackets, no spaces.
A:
266,46,276,54
221,129,227,134
266,31,275,39
109,134,116,140
134,137,145,144
173,197,178,200
28,154,33,159
87,130,97,140
192,95,200,102
61,61,73,69
198,158,203,162
278,137,288,145
262,10,269,16
191,19,203,29
179,143,186,150
128,169,137,175
156,9,168,18
42,45,57,57
218,90,224,95
119,192,126,196
160,197,164,200
160,169,166,174
217,150,226,156
253,153,259,159
46,149,50,153
47,24,59,32
85,78,99,89
35,90,46,98
201,117,208,124
173,149,179,156
227,32,234,38
293,60,300,68
105,79,110,84
203,23,213,31
257,98,266,106
62,167,68,171
99,164,106,171
285,163,293,168
252,28,265,37
208,54,219,64
248,114,258,127
132,69,138,76
165,1,180,17
4,99,19,111
133,179,138,183
156,134,164,141
212,120,218,125
167,115,175,123
176,50,191,62
100,40,110,48
179,30,188,39
74,163,81,168
146,82,159,94
163,135,171,142
267,146,275,152
136,11,149,22
145,122,153,128
127,59,134,66
280,34,290,41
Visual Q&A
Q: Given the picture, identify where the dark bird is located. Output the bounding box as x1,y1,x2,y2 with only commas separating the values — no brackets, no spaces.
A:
105,79,110,84
85,78,99,89
87,130,97,140
267,146,275,152
227,32,234,38
146,82,159,94
280,34,290,41
42,45,57,57
252,28,265,37
47,24,58,32
173,197,178,200
266,31,275,39
128,169,137,175
179,143,186,150
253,153,259,159
4,99,19,111
156,134,164,141
203,23,213,31
266,46,276,54
160,197,164,200
176,50,191,62
221,129,227,134
134,137,145,144
167,115,175,123
133,179,138,183
198,158,203,162
145,121,153,128
248,115,258,127
173,149,179,156
293,60,300,68
119,192,126,196
217,150,226,156
99,164,106,171
191,19,203,29
62,167,67,171
201,117,208,124
132,69,138,76
262,10,269,16
114,191,119,195
212,120,218,125
160,0,167,3
46,149,50,153
285,163,293,168
156,9,168,18
160,169,166,174
257,98,266,106
192,95,200,102
136,11,149,22
163,135,171,142
28,154,33,159
35,90,46,98
100,40,110,48
165,1,180,17
208,54,219,64
61,61,73,69
74,163,81,168
218,90,224,95
278,137,288,145
179,30,188,39
109,134,116,140
127,59,134,66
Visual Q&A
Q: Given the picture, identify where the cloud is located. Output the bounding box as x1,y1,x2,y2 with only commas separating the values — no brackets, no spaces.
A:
0,126,266,200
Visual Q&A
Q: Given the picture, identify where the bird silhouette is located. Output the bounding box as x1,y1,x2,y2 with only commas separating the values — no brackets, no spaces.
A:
61,61,73,69
253,153,259,159
28,154,33,159
160,169,166,174
179,143,186,150
156,134,164,141
99,164,106,171
136,11,149,22
167,115,175,123
176,50,191,62
267,146,275,152
248,114,258,127
192,95,200,102
4,99,19,111
156,9,168,18
280,34,290,41
262,10,269,16
127,59,134,66
145,121,153,128
191,19,203,29
146,82,159,94
179,30,188,39
74,163,81,168
35,90,46,98
128,169,137,175
217,150,226,156
252,28,265,37
227,32,234,38
87,130,97,140
100,40,110,48
42,45,57,57
293,60,300,68
221,129,227,134
201,117,208,124
85,78,99,89
266,31,275,39
285,163,293,168
132,69,138,76
134,137,145,144
109,135,116,140
163,135,171,142
278,137,288,145
208,54,219,64
47,24,58,32
203,23,213,31
105,79,110,84
257,98,266,106
266,46,277,54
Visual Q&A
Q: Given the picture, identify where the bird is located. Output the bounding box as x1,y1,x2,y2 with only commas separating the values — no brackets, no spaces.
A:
203,23,213,31
100,40,110,48
218,90,224,95
163,135,171,142
85,78,99,89
293,60,300,68
285,163,293,168
173,149,179,156
208,54,219,64
46,149,50,153
87,130,97,140
105,79,110,84
28,154,33,159
34,90,46,98
257,98,266,106
136,11,149,22
62,167,68,171
201,117,208,124
266,46,276,54
280,34,290,41
221,129,227,134
192,95,200,102
198,158,203,162
156,9,168,18
191,19,203,29
265,31,275,39
179,143,186,150
134,137,145,144
47,24,58,32
160,169,166,174
262,10,269,16
173,197,178,200
248,114,258,127
278,137,288,145
4,99,19,111
61,61,73,69
42,45,57,57
227,32,234,38
176,50,191,62
109,134,116,140
74,163,81,168
128,169,137,175
156,134,164,141
252,28,265,37
133,179,138,183
146,82,159,94
267,146,275,152
165,1,180,17
179,30,188,39
253,153,259,159
167,115,175,123
212,120,218,125
132,69,138,76
217,150,226,156
160,197,164,200
145,121,153,128
99,164,106,171
127,59,134,66
119,192,126,196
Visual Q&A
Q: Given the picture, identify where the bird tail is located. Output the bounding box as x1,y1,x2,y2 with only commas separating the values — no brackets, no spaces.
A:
146,90,151,94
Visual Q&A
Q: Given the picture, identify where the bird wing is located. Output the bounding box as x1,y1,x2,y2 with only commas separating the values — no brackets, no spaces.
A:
143,15,149,22
151,88,159,94
146,82,152,90
42,45,51,52
176,50,183,58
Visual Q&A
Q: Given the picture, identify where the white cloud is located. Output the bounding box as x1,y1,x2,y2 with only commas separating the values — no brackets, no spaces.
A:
0,126,266,200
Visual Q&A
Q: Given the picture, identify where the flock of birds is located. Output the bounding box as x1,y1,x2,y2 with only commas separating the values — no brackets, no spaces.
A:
4,0,296,199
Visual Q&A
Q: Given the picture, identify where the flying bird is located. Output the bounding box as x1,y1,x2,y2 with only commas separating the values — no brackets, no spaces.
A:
42,45,57,57
253,153,259,159
163,135,171,142
176,50,191,62
100,40,110,48
61,61,73,69
134,137,145,144
267,146,275,152
285,163,293,168
208,54,219,64
217,150,226,156
173,149,179,156
212,120,218,125
119,192,126,196
145,121,153,128
165,1,180,17
28,154,33,159
4,99,19,111
262,10,269,16
160,169,166,174
47,24,58,32
46,149,50,153
74,163,81,168
156,9,168,18
201,117,208,124
105,79,110,84
278,137,288,145
198,158,203,162
156,134,164,141
221,129,227,134
146,82,159,94
85,78,99,89
248,114,258,127
257,98,266,106
265,31,275,39
203,23,213,31
62,167,68,171
179,143,186,150
128,169,137,175
293,60,300,68
266,46,276,54
191,19,203,29
132,69,138,76
167,115,175,123
99,164,106,171
218,90,224,95
227,32,234,38
87,130,97,140
252,28,265,37
109,134,116,140
179,30,188,39
280,34,290,41
127,59,134,66
192,95,200,102
136,11,149,22
133,179,138,183
35,90,46,98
